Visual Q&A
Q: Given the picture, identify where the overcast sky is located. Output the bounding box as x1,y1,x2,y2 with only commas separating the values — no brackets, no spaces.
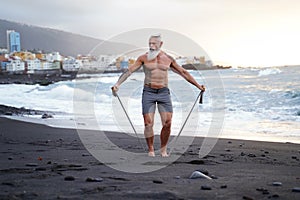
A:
1,0,300,67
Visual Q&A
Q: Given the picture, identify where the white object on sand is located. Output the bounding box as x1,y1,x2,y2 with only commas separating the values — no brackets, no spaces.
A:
189,171,212,180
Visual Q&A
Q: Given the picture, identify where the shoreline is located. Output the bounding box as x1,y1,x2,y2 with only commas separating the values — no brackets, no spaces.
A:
0,65,230,86
3,114,300,145
0,117,299,199
1,103,300,145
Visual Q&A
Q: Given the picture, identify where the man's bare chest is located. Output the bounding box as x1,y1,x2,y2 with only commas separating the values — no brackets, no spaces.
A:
143,59,171,71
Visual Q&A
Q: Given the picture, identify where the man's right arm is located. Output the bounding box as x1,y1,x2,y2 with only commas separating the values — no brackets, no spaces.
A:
111,56,144,95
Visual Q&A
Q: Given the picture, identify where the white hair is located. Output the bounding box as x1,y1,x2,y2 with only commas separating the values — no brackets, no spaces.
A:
149,34,162,42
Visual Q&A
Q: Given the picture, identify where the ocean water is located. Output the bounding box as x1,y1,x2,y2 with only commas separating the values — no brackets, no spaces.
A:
1,66,299,143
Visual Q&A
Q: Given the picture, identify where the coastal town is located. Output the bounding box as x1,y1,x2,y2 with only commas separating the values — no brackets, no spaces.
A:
0,30,215,80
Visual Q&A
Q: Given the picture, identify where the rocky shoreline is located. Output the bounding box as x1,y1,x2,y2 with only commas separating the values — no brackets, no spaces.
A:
0,65,230,86
0,72,77,86
0,104,55,119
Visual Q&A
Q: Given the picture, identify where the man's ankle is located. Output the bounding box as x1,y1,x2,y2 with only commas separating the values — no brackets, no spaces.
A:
148,151,155,157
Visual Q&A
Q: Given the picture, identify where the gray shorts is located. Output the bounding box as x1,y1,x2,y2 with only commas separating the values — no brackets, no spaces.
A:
142,86,173,114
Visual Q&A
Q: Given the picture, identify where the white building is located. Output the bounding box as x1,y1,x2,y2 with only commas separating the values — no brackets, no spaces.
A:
45,52,63,62
80,59,99,71
41,61,54,70
97,55,116,68
206,60,213,67
63,58,82,71
26,59,41,74
0,48,8,54
6,59,25,73
175,57,188,66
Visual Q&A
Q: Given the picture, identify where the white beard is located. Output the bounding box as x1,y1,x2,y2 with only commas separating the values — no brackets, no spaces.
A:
147,49,160,61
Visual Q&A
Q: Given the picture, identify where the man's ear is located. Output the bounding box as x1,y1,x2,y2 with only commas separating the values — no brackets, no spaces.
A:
159,41,163,48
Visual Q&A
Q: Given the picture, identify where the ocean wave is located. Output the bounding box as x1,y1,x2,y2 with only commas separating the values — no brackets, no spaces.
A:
258,68,282,76
284,90,300,99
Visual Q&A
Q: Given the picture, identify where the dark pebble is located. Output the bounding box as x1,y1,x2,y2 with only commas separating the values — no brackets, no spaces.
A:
271,194,279,198
228,141,232,144
201,185,212,190
256,187,269,195
292,187,300,192
8,157,13,160
240,152,246,156
26,163,38,167
243,196,254,200
47,161,52,164
225,148,231,152
188,160,205,165
41,113,53,119
5,112,13,116
248,153,256,157
210,175,218,179
291,156,297,159
82,153,91,157
35,167,47,171
262,190,269,195
256,187,266,191
2,182,15,187
153,180,163,184
272,182,282,186
86,177,103,182
64,176,75,181
264,151,269,154
222,159,233,162
220,185,227,189
261,154,266,157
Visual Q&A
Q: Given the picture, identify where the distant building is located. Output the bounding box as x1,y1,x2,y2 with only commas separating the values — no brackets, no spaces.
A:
45,52,63,62
0,48,8,54
199,56,206,65
63,58,82,71
6,58,25,73
0,54,9,72
120,60,128,69
41,61,53,70
35,53,46,60
98,55,116,68
26,59,40,74
175,57,187,66
205,60,213,67
7,30,21,53
12,51,35,60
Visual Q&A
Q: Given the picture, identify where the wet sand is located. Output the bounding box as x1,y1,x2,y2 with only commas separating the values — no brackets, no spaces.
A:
0,117,299,200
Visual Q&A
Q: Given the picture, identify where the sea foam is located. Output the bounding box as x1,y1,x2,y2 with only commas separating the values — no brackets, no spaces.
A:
258,68,282,76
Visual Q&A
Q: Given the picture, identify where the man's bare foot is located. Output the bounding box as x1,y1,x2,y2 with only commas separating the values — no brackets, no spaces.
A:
160,146,169,157
160,151,169,157
148,151,155,157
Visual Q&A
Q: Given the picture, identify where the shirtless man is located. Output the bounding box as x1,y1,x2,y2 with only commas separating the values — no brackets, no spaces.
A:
111,34,205,157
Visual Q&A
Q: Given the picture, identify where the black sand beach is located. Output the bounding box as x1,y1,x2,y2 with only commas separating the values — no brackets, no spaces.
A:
0,117,299,199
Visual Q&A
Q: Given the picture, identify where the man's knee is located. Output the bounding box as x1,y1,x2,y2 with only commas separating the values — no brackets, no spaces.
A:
145,121,154,129
163,118,172,129
144,115,154,128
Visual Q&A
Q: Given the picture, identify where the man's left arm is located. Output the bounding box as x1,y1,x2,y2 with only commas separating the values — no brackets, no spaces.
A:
170,60,205,91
